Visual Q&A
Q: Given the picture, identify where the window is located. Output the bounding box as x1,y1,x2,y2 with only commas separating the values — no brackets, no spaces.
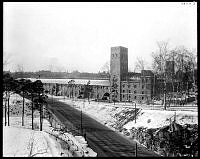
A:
142,78,144,83
129,90,131,93
123,90,125,93
134,85,137,88
123,95,125,98
129,95,131,98
142,91,144,94
142,96,144,100
134,91,137,94
142,85,144,89
128,85,130,88
123,84,125,88
134,96,137,99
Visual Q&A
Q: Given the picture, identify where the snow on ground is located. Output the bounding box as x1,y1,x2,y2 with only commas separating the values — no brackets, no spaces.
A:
3,116,73,157
3,93,97,157
3,121,65,157
124,109,198,130
53,95,198,132
57,97,128,129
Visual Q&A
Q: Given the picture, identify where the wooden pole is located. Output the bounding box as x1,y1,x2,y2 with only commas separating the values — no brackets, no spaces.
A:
135,142,137,157
22,91,25,126
135,102,137,123
32,94,34,130
8,97,10,126
4,97,7,126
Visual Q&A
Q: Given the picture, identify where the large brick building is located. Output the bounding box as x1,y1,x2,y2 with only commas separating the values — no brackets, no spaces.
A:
29,46,158,103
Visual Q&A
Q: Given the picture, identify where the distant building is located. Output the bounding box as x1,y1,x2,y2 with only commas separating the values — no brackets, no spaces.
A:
28,46,182,103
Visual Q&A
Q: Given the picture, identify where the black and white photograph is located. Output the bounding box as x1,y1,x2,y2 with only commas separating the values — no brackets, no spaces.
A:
3,2,197,157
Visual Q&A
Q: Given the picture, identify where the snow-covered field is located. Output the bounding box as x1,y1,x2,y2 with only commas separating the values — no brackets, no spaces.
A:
3,125,60,157
3,118,71,157
124,109,198,130
4,94,197,157
54,96,198,131
54,96,198,157
3,93,97,157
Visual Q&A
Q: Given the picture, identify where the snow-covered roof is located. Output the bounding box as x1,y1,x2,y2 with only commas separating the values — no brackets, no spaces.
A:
27,78,110,86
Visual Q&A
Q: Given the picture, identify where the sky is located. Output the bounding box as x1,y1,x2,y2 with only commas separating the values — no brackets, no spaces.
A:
3,2,197,73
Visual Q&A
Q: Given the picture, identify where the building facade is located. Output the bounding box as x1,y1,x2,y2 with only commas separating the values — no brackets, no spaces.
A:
30,46,156,103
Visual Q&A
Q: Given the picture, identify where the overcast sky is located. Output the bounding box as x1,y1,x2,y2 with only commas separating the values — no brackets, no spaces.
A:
3,2,197,73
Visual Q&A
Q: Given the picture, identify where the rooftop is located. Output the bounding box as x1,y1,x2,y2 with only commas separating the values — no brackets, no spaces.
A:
27,78,110,86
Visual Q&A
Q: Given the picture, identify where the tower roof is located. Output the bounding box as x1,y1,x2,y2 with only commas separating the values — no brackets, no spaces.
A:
111,46,128,49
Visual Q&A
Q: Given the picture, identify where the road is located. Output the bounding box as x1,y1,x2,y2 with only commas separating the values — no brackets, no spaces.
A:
46,98,159,157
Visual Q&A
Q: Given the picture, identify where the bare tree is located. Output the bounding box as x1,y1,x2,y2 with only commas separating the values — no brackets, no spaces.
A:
101,61,110,73
152,41,197,107
171,46,197,99
152,41,170,75
111,75,118,105
151,41,170,109
48,64,53,72
134,57,146,73
3,52,12,71
16,64,24,72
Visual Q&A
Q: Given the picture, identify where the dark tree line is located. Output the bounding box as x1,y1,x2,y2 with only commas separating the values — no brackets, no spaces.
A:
3,72,47,131
8,70,110,80
151,42,197,108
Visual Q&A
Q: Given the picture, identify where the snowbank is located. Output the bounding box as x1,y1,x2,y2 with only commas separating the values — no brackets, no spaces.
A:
55,96,198,132
3,126,61,157
3,93,97,157
124,109,198,130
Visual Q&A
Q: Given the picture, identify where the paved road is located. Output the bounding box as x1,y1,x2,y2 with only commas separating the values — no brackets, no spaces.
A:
46,98,159,157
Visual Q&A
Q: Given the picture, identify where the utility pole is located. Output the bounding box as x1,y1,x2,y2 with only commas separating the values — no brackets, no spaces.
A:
22,90,25,126
153,73,156,98
31,94,34,130
135,142,137,157
81,99,84,136
4,96,7,126
7,95,10,126
135,102,137,123
51,88,53,104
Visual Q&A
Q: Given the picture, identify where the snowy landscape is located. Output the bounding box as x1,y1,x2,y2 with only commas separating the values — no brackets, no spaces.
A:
3,2,197,157
3,92,198,157
3,94,97,157
54,96,198,157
